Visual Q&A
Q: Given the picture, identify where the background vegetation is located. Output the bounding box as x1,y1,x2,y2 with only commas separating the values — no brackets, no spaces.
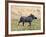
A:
11,5,41,31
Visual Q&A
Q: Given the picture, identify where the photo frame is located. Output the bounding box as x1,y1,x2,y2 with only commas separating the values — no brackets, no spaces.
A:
5,1,45,36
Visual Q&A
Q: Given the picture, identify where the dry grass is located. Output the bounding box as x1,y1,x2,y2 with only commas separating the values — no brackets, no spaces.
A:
11,19,41,31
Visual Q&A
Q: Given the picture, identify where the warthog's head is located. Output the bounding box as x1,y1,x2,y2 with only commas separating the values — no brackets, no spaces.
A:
29,14,37,19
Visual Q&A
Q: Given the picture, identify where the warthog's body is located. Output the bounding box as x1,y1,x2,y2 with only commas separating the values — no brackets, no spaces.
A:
18,14,37,26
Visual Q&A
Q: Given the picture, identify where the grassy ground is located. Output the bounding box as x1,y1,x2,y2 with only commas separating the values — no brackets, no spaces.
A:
11,19,41,31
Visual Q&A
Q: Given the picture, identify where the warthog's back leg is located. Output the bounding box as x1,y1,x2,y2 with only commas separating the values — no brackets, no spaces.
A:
18,21,21,25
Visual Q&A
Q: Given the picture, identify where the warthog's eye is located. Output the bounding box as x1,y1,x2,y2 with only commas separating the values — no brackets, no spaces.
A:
35,17,37,19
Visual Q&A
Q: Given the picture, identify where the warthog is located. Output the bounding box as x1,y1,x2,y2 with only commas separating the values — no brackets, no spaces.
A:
18,14,37,26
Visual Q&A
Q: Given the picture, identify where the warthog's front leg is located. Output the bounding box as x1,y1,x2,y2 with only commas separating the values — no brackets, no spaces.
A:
23,22,24,26
29,22,31,26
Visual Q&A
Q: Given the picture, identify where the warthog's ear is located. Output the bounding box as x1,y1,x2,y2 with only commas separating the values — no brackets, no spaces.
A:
30,14,33,16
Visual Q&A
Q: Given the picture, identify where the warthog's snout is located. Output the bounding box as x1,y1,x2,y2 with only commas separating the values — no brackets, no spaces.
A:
35,17,37,19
